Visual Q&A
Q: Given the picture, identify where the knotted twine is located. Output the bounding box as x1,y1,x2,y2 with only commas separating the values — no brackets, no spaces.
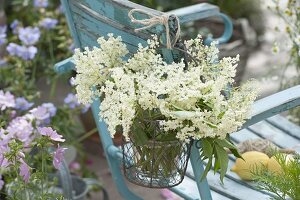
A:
128,9,181,49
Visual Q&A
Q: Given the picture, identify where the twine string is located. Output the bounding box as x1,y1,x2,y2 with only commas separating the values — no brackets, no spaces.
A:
128,9,181,49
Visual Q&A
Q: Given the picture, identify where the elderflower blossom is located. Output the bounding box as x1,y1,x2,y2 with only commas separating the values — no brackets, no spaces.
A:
73,34,258,141
73,33,128,104
100,67,136,140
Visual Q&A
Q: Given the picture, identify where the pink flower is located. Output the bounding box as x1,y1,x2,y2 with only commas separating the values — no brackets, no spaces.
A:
0,90,15,110
7,117,34,144
69,161,81,171
19,158,30,183
38,127,65,142
85,159,94,166
0,152,9,168
0,134,10,168
53,145,67,169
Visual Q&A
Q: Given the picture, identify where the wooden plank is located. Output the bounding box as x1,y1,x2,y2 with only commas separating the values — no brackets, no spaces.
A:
185,164,271,200
61,0,82,48
171,175,232,200
72,0,151,39
54,57,74,73
72,0,162,36
167,3,219,23
243,85,300,128
248,121,300,152
267,115,300,140
188,154,277,199
231,119,300,153
230,128,263,144
70,2,148,48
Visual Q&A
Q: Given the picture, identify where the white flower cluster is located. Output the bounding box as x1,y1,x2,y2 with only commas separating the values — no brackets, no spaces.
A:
73,34,258,141
73,34,128,104
100,68,136,140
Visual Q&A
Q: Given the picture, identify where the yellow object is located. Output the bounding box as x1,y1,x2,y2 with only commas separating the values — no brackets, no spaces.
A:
267,155,294,175
267,156,282,175
231,151,269,180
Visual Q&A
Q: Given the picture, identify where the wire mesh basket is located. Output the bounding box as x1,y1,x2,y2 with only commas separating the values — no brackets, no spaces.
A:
122,137,192,188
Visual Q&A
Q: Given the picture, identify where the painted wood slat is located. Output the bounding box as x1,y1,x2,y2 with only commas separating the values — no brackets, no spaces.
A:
54,57,74,73
61,0,82,48
267,115,300,140
70,2,148,49
230,128,263,144
72,0,162,37
231,119,300,153
176,118,294,200
171,175,232,200
167,3,219,23
243,85,300,128
185,164,271,200
80,0,162,25
249,121,300,152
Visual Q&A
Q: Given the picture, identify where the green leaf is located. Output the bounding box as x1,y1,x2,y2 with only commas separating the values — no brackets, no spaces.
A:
215,138,236,149
215,145,229,183
203,120,218,128
216,138,242,159
130,120,150,145
230,148,243,159
171,103,185,111
201,139,213,158
213,156,220,173
201,157,212,181
217,111,225,119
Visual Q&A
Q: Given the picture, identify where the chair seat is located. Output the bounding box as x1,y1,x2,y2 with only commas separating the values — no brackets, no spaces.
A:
171,114,300,200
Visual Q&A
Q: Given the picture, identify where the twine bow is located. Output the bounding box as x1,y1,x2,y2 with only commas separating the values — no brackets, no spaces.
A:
128,9,181,49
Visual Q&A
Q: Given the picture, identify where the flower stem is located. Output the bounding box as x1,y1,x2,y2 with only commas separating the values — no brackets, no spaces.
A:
41,146,45,198
77,128,98,142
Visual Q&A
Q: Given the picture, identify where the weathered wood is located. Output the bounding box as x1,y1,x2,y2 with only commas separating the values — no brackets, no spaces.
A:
186,164,271,200
267,115,300,140
54,57,74,74
57,0,300,199
167,3,219,23
171,175,233,200
183,115,300,200
243,85,300,128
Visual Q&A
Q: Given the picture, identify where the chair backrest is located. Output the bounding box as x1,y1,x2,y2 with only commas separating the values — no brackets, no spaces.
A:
61,0,229,63
60,0,231,199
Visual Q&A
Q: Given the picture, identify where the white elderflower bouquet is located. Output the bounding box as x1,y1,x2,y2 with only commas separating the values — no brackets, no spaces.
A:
73,34,258,181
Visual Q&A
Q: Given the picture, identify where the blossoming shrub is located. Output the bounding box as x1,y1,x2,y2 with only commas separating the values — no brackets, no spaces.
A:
73,34,258,180
0,89,93,198
1,0,72,98
0,91,67,199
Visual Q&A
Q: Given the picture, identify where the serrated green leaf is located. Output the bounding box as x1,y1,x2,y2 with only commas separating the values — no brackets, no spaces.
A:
202,139,213,157
230,148,243,159
201,157,212,181
215,145,229,183
215,138,236,149
213,155,220,173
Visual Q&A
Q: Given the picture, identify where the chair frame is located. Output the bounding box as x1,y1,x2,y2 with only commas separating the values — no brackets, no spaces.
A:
55,0,300,199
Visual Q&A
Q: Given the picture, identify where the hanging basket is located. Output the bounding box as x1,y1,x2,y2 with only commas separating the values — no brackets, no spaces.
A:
122,132,192,188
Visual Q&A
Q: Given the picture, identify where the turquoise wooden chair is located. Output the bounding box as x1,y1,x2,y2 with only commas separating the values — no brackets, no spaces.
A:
55,0,300,199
